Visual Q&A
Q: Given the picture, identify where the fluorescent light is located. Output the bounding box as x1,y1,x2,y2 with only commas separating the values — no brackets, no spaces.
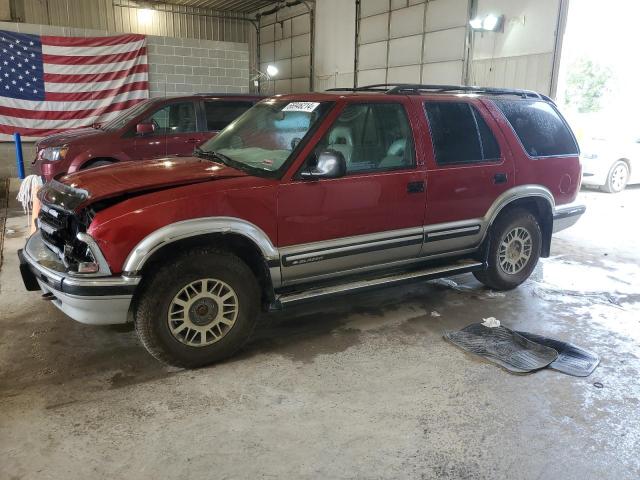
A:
266,64,278,77
138,8,154,25
483,14,499,31
469,17,483,29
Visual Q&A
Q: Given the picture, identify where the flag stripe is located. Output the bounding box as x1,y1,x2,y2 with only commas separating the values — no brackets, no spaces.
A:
0,107,128,130
40,34,145,47
44,80,148,101
42,47,146,65
43,55,148,75
41,39,146,56
0,89,149,112
45,72,148,92
0,98,145,121
43,64,148,84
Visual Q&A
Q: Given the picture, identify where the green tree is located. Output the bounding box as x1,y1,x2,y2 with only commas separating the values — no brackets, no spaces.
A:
564,58,612,113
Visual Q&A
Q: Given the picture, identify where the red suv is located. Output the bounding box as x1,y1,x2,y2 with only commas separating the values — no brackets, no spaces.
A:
32,94,263,181
19,84,585,367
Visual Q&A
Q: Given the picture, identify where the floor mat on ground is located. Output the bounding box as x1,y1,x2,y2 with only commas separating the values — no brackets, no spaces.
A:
444,323,559,373
516,331,600,377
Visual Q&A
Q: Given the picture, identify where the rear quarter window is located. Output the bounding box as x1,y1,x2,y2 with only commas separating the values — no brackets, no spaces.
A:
494,100,578,157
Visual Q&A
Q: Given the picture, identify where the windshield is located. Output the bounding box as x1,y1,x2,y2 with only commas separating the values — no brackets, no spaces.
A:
100,99,156,132
199,100,333,175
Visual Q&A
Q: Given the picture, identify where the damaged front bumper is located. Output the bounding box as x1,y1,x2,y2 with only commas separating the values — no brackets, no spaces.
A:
552,202,586,233
18,231,140,325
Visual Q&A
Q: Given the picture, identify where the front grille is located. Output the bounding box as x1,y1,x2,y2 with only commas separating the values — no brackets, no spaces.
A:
38,204,93,269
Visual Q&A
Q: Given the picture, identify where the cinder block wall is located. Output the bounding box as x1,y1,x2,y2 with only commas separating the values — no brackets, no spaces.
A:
147,36,249,96
0,21,249,177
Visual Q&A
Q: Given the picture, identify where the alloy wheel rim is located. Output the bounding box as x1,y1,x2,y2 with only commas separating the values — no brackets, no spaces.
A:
167,278,239,347
498,226,533,275
612,164,628,191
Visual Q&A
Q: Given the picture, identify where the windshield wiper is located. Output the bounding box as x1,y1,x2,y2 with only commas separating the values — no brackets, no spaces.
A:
194,147,230,164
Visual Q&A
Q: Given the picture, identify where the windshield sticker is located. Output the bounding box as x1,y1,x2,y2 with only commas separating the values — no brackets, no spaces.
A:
282,102,320,113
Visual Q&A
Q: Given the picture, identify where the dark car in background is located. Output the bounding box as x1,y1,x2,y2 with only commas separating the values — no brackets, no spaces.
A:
32,94,263,181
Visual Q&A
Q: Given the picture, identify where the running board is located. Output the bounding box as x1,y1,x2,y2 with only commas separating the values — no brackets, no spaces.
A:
275,259,483,307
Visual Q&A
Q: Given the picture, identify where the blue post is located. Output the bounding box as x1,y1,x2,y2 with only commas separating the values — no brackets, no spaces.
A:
14,132,25,180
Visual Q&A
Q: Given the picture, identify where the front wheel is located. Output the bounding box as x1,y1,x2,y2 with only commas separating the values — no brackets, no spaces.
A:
134,248,260,368
474,208,542,290
602,160,629,193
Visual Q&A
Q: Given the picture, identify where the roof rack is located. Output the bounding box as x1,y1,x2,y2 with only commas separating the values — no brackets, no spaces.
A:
325,84,391,93
327,83,545,100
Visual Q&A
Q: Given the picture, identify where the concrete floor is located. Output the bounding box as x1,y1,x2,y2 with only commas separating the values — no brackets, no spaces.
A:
1,182,639,479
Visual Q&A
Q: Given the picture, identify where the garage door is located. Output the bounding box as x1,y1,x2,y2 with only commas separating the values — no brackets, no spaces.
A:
259,4,312,93
356,0,471,86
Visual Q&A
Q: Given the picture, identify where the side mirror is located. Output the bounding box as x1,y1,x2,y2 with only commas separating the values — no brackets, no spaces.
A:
300,150,347,180
136,122,155,135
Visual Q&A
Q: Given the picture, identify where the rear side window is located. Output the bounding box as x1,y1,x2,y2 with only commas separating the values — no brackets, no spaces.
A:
424,102,500,166
494,100,578,157
204,101,254,131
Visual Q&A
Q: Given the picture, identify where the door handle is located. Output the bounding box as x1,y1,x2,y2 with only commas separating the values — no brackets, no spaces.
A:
407,181,425,193
185,138,199,144
493,173,508,184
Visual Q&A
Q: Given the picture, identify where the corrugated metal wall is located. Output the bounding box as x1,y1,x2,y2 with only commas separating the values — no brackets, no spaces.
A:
21,0,251,42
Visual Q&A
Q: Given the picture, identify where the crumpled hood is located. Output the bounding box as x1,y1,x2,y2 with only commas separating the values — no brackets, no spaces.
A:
36,128,104,148
40,156,246,210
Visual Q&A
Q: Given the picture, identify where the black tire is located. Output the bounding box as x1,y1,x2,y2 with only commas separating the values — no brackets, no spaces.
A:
134,248,260,368
602,160,629,193
474,208,541,290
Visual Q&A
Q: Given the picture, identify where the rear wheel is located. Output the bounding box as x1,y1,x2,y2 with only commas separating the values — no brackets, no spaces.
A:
135,248,260,368
602,160,629,193
474,208,541,290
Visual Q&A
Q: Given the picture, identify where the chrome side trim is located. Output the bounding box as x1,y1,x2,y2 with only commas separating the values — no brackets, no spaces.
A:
282,234,423,266
280,226,424,256
279,226,424,283
123,217,279,274
485,185,555,226
425,225,481,241
279,247,478,287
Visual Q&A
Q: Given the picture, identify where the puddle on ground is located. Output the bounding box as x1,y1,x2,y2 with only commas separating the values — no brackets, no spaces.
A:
530,258,640,310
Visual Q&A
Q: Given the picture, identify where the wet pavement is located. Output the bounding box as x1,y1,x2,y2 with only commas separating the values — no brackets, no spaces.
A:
1,184,639,479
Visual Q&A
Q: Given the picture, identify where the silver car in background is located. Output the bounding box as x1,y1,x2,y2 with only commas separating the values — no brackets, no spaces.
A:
581,135,640,193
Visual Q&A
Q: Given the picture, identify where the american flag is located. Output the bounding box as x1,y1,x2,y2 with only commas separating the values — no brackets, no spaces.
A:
0,30,149,141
